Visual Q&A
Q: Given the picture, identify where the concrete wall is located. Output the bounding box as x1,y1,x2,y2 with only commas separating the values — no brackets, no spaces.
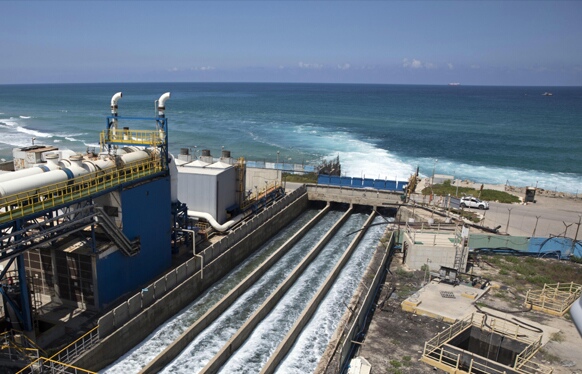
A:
403,232,459,271
245,167,281,191
332,232,395,373
73,186,309,371
307,185,404,207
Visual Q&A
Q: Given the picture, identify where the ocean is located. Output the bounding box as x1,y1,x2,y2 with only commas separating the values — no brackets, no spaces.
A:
1,83,581,193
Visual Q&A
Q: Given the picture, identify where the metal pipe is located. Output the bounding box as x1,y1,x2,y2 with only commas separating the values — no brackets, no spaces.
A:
157,92,171,118
111,92,123,134
0,156,60,183
187,210,244,232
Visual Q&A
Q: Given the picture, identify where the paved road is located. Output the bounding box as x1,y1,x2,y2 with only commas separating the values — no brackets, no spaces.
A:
466,196,581,238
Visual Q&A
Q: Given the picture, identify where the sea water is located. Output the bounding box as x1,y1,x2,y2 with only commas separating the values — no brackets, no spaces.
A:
1,83,581,192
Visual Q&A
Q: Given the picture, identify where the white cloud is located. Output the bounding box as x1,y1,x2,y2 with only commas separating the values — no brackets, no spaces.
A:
447,62,454,70
168,67,179,72
191,66,215,71
337,63,351,70
298,61,323,69
402,58,432,69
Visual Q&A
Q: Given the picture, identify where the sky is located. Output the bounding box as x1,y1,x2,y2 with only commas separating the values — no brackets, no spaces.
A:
1,1,581,86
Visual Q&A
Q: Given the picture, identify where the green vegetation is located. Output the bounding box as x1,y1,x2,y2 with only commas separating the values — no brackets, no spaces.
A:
482,255,582,287
390,360,402,368
282,172,317,183
422,180,520,204
550,331,565,342
450,208,481,223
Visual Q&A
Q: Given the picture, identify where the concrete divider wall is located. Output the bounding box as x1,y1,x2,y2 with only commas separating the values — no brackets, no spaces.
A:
262,211,377,374
140,202,331,373
202,206,352,373
335,232,395,371
76,187,309,371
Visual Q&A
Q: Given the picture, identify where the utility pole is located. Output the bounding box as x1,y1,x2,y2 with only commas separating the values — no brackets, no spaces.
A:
532,216,541,237
572,215,582,254
505,208,513,234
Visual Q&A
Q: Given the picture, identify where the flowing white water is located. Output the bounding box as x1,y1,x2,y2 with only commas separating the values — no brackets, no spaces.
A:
277,217,387,373
159,210,345,373
103,208,323,373
218,213,369,374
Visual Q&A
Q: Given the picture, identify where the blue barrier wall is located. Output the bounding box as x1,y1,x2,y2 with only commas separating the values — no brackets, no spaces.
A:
318,174,405,192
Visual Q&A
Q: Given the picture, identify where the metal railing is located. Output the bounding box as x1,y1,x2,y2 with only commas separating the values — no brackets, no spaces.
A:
17,357,97,374
48,326,99,364
421,313,552,374
0,157,164,224
240,181,282,211
0,329,45,363
525,282,582,316
16,326,99,374
100,129,165,148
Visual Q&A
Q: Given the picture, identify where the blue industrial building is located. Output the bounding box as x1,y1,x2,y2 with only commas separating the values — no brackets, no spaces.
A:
0,92,174,343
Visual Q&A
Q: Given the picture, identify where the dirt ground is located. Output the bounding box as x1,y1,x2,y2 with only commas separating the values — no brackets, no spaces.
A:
356,248,582,374
358,253,447,373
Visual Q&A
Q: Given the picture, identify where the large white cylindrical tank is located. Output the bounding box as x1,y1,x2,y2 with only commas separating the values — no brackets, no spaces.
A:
120,150,150,165
82,158,116,173
0,167,86,198
0,152,61,183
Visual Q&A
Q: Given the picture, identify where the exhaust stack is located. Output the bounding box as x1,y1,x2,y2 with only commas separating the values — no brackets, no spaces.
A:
157,92,171,118
111,92,123,136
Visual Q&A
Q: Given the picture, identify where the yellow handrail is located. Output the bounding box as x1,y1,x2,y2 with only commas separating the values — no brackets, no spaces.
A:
0,157,164,224
17,357,97,374
100,129,165,149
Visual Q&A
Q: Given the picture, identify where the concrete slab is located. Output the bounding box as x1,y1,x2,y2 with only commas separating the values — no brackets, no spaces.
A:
401,280,488,323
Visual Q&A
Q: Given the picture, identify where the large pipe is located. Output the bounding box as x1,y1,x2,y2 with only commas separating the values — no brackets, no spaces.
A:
111,92,123,109
0,164,88,198
111,92,122,136
0,154,60,184
187,210,244,232
120,150,150,166
82,157,116,173
157,92,171,118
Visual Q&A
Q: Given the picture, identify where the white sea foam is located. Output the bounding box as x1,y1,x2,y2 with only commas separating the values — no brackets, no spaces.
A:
319,134,415,181
16,126,52,138
412,157,582,194
0,117,20,127
19,115,31,119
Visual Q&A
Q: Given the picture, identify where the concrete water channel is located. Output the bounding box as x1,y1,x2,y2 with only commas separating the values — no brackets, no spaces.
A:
103,203,389,374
